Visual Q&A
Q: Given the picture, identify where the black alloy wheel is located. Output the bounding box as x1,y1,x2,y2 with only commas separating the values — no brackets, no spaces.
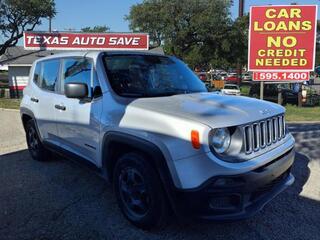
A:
113,152,169,229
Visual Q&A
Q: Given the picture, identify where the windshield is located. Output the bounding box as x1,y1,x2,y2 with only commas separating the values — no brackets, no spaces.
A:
103,54,207,97
224,85,238,90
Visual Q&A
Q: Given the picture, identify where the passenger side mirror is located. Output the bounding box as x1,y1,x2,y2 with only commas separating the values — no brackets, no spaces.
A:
65,82,88,99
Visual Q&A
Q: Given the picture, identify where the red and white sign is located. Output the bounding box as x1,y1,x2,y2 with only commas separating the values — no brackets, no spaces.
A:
248,5,317,80
24,32,149,50
252,71,310,81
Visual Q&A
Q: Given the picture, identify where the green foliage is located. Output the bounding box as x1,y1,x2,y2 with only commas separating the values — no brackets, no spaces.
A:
0,0,56,55
81,25,110,33
126,0,249,70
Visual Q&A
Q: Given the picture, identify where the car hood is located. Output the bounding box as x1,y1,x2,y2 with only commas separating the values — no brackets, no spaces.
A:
127,92,285,128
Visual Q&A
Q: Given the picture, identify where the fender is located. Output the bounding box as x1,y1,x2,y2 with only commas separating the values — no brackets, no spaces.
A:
101,131,182,217
20,107,43,142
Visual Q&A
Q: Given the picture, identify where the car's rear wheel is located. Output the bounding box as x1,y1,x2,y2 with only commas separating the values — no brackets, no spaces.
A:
113,152,168,229
26,119,50,161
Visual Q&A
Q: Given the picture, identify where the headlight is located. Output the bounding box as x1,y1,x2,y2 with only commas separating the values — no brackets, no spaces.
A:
210,128,231,154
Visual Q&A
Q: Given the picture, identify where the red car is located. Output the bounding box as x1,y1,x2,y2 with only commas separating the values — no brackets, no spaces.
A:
225,73,240,84
197,72,207,82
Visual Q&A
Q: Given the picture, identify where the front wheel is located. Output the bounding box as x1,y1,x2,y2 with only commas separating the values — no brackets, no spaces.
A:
113,152,168,229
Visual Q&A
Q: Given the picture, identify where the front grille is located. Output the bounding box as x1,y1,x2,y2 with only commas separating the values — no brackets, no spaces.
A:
243,115,286,154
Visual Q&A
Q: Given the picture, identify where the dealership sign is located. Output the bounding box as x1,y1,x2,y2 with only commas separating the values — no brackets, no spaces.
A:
23,32,149,50
248,5,317,81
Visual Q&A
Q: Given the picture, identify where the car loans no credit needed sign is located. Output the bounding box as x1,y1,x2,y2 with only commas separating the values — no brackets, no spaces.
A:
248,5,317,81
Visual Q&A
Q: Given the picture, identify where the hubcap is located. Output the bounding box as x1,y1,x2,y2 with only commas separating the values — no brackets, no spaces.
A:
118,167,150,217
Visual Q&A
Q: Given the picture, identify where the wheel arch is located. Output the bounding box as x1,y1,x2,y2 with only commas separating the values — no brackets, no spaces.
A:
101,131,181,216
102,132,174,185
20,107,42,141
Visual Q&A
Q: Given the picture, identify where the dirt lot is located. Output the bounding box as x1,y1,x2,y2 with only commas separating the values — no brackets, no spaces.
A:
0,110,319,240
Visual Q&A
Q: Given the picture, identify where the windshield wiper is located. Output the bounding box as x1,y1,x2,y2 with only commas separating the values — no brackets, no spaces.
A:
119,93,147,97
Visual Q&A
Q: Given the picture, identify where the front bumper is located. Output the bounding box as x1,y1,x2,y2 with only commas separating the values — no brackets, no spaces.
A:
172,147,295,221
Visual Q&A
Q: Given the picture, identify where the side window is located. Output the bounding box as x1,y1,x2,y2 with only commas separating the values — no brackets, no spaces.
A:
41,60,60,91
61,58,92,96
33,62,41,86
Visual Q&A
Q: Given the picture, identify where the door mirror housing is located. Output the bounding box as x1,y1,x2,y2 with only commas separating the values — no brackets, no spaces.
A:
65,83,88,99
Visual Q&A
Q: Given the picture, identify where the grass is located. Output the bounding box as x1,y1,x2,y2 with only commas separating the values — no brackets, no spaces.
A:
240,85,251,96
0,98,319,122
285,104,320,122
0,98,21,109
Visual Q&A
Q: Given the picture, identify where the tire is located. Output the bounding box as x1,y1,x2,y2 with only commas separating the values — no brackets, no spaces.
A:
113,152,168,229
26,119,50,161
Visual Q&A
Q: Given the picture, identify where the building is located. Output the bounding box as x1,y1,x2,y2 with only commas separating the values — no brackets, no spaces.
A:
0,46,63,97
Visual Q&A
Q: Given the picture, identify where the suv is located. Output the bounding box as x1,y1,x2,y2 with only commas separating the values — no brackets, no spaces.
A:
20,51,295,229
250,84,298,105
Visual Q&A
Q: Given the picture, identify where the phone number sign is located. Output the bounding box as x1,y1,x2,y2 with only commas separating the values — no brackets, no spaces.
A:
253,72,309,81
24,32,149,50
248,5,317,81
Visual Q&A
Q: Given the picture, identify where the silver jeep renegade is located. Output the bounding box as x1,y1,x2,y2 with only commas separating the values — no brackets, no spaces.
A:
20,51,295,229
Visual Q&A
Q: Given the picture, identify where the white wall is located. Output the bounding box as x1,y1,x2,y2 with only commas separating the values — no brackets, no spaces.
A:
8,66,31,88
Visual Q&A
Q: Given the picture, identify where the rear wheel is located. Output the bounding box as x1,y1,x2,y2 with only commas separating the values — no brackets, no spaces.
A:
26,119,50,161
113,152,168,229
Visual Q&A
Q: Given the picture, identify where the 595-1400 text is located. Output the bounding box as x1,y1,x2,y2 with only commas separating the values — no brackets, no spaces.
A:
252,72,309,81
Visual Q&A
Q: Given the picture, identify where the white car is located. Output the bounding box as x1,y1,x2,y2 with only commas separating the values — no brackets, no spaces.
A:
221,84,241,96
20,51,295,229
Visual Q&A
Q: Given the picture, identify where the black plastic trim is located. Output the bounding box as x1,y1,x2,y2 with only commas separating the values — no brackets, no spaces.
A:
172,147,295,221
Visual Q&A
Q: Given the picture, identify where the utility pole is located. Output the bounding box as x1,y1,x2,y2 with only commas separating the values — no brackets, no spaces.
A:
49,16,52,32
238,0,245,84
239,0,245,17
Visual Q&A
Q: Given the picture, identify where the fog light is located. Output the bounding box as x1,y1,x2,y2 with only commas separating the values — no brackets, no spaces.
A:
209,194,241,210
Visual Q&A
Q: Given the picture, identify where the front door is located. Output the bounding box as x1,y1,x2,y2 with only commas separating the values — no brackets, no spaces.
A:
54,57,102,164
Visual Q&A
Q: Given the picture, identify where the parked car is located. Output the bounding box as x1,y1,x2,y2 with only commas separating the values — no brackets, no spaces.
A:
221,84,241,96
197,72,207,82
242,72,252,81
218,72,228,80
249,84,298,105
225,73,241,84
20,51,295,229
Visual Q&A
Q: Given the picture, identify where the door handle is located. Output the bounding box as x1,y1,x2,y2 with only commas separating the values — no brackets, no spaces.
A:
31,97,39,103
55,104,66,111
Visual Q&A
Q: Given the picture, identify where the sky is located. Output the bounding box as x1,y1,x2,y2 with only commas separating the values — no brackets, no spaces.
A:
34,0,320,33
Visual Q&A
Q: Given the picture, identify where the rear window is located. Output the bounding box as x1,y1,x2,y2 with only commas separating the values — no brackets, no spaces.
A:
33,63,41,86
33,59,60,92
41,60,60,91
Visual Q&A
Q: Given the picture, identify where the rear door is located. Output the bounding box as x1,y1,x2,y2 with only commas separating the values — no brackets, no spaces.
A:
30,59,60,144
54,57,103,164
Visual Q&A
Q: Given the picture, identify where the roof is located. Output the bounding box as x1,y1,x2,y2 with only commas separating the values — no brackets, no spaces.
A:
0,45,165,66
0,46,64,66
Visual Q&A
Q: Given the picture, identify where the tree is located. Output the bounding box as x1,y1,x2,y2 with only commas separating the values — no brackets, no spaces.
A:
81,25,110,33
126,0,248,70
0,0,56,56
125,0,164,47
316,20,320,67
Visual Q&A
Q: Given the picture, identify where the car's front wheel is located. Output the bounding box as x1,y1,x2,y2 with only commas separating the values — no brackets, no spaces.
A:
26,119,50,161
113,152,168,229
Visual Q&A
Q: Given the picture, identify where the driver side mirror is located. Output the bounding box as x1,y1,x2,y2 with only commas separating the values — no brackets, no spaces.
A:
65,82,88,99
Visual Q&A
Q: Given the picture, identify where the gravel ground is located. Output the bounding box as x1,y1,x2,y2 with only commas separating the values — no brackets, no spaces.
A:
0,110,319,240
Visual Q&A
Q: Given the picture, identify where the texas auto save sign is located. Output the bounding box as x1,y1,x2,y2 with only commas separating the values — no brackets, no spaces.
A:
248,5,317,81
24,32,149,50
